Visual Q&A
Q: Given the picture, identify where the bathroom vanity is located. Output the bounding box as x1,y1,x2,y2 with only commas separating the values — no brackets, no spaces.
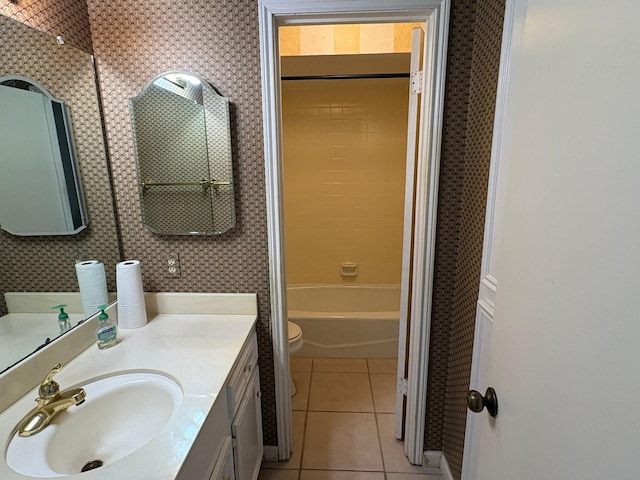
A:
0,293,263,480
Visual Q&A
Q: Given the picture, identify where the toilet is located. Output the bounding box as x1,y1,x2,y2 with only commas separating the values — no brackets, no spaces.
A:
288,321,303,396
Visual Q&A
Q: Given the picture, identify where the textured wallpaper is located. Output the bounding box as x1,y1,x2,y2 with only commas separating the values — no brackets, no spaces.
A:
0,0,93,53
0,14,120,321
84,0,276,444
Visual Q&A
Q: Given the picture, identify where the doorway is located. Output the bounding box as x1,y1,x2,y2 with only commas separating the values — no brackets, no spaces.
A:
258,0,449,465
279,25,416,363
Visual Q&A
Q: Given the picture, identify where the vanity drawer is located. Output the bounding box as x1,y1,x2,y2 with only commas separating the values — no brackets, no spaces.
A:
226,331,258,417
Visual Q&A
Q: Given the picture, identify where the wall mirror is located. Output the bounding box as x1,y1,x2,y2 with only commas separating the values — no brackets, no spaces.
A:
130,71,236,235
0,75,88,236
0,14,121,374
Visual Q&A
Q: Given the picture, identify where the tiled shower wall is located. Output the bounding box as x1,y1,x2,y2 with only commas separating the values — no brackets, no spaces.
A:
281,77,409,285
427,0,506,478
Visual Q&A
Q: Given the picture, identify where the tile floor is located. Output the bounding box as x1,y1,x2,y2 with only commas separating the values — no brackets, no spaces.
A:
259,358,442,480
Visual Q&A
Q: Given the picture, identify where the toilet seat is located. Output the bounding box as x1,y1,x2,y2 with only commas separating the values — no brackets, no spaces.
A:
288,321,303,354
288,321,302,341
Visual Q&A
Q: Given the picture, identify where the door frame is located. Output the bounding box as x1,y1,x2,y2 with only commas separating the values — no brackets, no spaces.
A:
258,0,450,463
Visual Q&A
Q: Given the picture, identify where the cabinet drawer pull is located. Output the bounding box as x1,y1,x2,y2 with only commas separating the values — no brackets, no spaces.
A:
243,364,252,374
254,390,261,398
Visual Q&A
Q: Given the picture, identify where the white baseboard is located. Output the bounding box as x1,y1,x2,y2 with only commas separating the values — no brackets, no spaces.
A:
423,450,442,468
440,452,454,480
263,445,279,462
422,450,454,480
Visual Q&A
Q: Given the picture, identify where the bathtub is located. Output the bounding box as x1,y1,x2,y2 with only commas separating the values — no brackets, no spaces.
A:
287,285,400,358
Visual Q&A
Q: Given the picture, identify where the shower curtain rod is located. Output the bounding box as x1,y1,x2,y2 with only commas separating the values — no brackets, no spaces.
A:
281,72,410,81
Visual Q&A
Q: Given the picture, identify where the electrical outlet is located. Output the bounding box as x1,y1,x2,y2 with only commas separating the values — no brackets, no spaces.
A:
166,253,181,277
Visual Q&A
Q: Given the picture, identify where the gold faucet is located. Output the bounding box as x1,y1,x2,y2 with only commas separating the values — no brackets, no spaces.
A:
16,363,86,437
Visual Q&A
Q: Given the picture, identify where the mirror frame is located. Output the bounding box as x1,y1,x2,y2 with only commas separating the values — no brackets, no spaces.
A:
129,70,236,236
0,75,88,236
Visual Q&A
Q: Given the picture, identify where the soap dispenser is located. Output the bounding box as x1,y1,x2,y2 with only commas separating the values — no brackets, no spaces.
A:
52,304,71,334
95,305,118,349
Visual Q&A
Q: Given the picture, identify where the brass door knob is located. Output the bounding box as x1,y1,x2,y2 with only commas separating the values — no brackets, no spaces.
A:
467,387,498,417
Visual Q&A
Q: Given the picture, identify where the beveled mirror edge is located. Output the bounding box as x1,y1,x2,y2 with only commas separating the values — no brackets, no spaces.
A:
129,70,236,236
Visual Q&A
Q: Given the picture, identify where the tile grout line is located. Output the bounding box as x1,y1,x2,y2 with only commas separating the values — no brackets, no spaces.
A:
270,358,440,480
371,364,390,480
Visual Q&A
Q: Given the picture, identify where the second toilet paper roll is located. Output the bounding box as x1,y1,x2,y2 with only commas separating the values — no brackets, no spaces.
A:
116,260,147,329
76,260,108,318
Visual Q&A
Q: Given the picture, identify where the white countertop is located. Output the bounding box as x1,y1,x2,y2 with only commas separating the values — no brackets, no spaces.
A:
0,313,86,371
0,309,258,479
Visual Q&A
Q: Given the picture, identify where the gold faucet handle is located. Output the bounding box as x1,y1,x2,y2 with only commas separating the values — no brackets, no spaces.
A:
38,363,62,399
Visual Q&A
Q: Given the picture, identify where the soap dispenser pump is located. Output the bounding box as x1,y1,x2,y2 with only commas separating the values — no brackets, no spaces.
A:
52,304,71,334
95,305,117,349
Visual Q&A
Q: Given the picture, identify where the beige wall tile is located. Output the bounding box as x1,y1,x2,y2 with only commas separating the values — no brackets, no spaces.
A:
280,26,300,56
333,24,360,54
282,77,408,286
393,23,419,53
300,25,334,55
360,23,395,54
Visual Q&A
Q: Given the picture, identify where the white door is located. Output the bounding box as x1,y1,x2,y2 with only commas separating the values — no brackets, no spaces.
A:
473,0,640,478
395,25,425,440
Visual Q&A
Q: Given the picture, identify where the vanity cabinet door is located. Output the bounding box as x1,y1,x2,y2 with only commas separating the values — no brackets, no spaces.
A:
209,436,236,480
231,368,263,480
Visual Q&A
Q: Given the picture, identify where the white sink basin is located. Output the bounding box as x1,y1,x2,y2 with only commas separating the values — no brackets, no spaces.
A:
6,372,183,477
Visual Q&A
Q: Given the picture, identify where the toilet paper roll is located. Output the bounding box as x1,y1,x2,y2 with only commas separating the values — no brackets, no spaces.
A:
75,260,108,318
116,260,147,329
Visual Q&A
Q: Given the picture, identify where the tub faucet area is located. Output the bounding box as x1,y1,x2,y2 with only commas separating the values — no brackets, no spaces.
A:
16,363,86,437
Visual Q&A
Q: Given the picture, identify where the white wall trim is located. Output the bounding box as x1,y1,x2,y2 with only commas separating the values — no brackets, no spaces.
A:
477,0,517,288
441,452,455,480
422,450,454,479
258,1,293,461
403,0,450,465
262,445,279,462
423,450,442,468
259,0,449,464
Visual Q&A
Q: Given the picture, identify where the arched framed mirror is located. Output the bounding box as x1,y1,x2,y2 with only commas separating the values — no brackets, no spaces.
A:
129,71,235,235
0,75,88,236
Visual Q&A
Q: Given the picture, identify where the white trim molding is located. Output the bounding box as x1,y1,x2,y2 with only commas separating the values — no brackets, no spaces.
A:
422,451,455,479
258,0,449,463
262,445,279,462
441,452,455,480
403,0,450,465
